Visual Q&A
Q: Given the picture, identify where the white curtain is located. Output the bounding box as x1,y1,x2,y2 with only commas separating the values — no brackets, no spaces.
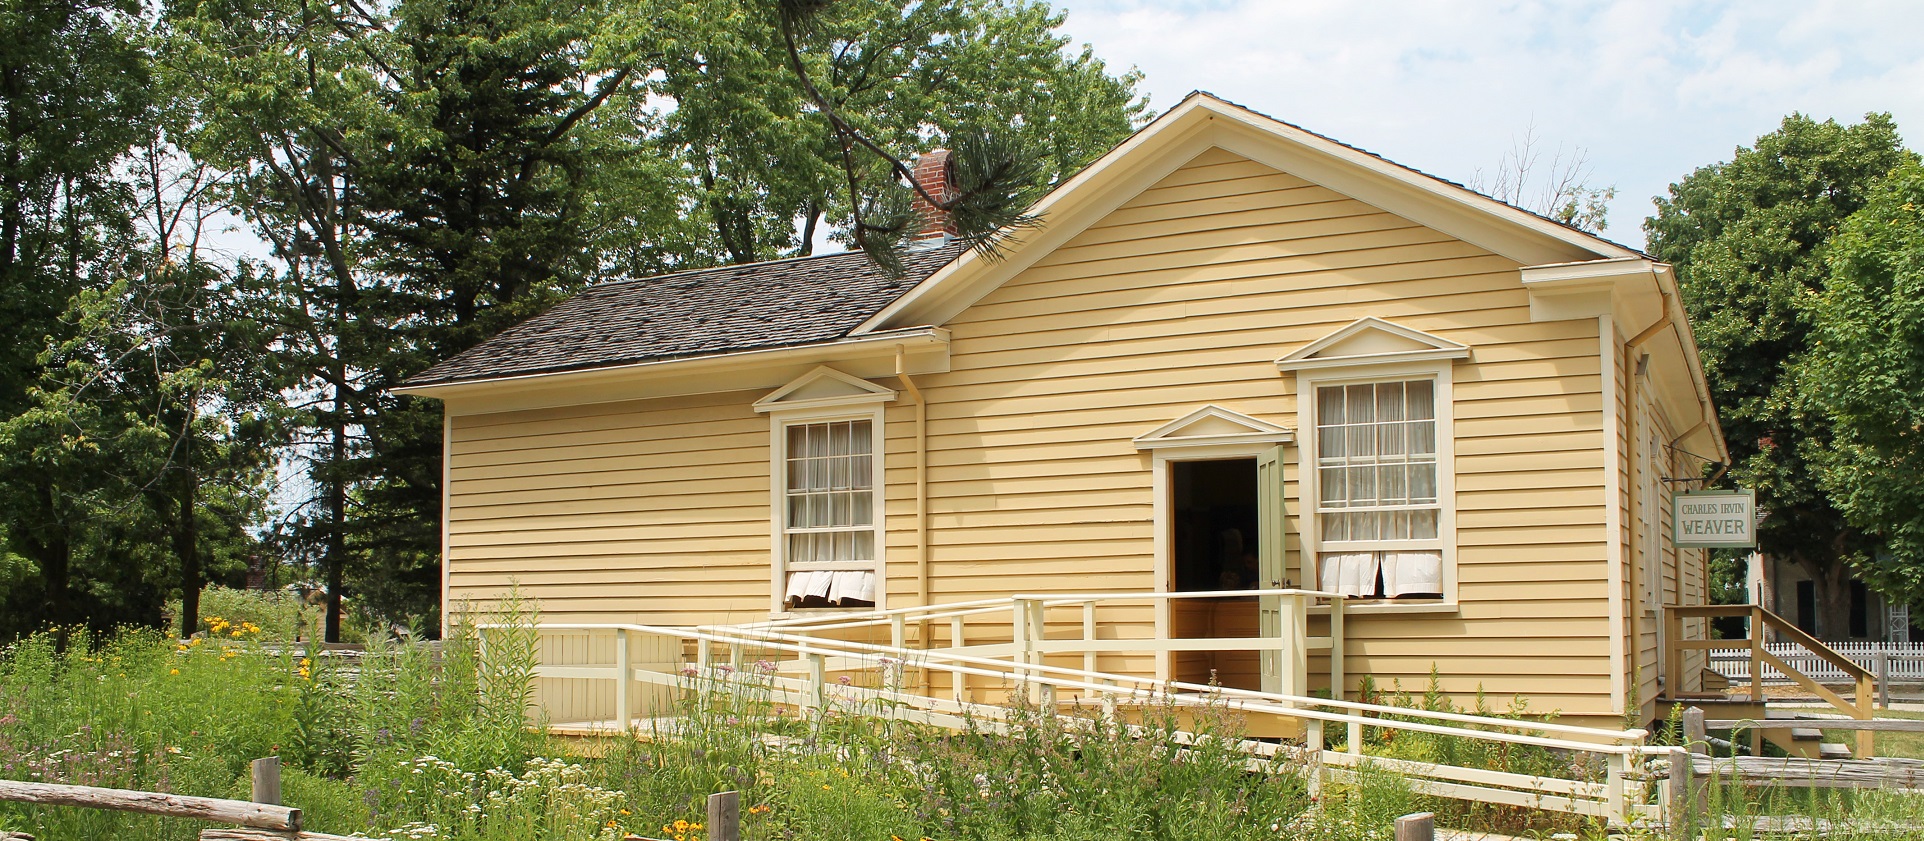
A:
1320,552,1379,597
1381,551,1442,597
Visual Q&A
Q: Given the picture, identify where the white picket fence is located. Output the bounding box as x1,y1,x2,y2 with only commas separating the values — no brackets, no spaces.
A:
1710,641,1924,684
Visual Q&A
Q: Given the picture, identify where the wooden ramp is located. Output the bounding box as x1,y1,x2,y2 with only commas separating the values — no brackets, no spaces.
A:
489,592,1685,827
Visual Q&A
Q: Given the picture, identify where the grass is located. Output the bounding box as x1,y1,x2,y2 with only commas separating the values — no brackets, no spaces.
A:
7,591,1924,840
0,595,1346,841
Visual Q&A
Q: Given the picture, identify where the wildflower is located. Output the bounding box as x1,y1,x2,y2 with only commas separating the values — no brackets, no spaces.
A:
169,669,179,675
748,804,770,815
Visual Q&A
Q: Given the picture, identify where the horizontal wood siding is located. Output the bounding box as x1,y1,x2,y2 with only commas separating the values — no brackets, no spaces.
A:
439,146,1620,719
926,147,1614,716
447,389,783,627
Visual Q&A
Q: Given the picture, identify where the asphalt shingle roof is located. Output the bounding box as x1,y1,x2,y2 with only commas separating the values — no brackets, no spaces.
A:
409,245,962,387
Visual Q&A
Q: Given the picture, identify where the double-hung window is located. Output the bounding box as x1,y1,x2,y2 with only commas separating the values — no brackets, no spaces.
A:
780,418,879,610
755,366,895,614
1313,378,1446,599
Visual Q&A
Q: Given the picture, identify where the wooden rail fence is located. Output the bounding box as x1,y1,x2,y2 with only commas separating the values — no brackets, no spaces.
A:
0,756,359,840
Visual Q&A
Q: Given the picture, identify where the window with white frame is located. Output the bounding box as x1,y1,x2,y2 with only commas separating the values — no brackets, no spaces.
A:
779,418,880,610
1313,379,1446,599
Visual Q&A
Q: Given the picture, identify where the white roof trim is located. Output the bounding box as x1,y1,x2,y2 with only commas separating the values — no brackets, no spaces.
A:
1134,405,1294,450
753,365,897,413
1275,317,1471,372
852,93,1635,335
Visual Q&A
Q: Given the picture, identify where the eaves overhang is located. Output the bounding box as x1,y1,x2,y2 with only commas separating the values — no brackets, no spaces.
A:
396,326,950,415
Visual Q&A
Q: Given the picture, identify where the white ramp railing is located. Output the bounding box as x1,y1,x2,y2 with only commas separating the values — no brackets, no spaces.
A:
481,591,1682,829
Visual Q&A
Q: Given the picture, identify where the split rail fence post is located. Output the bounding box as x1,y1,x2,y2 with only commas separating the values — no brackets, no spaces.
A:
1393,812,1434,841
1664,746,1691,833
707,790,740,841
1682,706,1705,751
249,757,280,807
1878,648,1891,709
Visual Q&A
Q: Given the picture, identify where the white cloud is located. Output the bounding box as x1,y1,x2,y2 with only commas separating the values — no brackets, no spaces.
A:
1053,0,1924,248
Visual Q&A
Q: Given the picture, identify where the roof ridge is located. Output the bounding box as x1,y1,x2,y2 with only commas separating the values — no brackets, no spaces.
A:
590,246,910,292
1187,92,1648,257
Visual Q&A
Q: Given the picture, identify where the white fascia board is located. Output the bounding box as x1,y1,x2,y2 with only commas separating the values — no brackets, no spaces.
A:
854,93,1634,336
850,102,1220,335
399,327,949,412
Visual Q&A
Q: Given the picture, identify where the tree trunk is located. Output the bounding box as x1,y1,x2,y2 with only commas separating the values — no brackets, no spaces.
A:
37,478,72,630
174,466,201,640
324,391,347,643
1795,554,1855,640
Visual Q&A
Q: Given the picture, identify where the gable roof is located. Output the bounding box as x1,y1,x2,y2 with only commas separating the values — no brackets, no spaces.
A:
408,245,962,387
852,91,1641,334
405,91,1651,393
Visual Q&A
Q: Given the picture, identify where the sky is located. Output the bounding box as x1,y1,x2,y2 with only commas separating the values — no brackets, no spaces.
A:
1047,0,1924,251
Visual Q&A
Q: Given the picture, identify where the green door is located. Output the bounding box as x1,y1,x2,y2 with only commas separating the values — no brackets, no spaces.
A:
1257,443,1287,693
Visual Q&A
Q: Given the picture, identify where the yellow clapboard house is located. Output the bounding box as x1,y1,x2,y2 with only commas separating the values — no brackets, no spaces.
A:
399,92,1807,735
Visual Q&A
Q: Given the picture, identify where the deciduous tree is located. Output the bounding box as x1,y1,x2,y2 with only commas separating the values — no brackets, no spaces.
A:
1645,113,1916,634
1803,161,1924,603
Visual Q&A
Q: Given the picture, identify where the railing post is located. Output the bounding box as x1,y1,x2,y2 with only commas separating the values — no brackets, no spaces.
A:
1328,597,1346,703
950,615,967,704
1664,606,1682,695
1605,751,1629,826
1281,593,1307,700
1082,600,1097,679
615,629,631,730
805,651,826,716
1347,719,1363,755
1748,606,1764,756
1305,718,1324,799
1858,671,1876,758
888,615,908,693
1682,706,1705,751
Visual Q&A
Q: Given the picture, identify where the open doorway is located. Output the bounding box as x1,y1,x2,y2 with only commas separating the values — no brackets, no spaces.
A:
1172,459,1259,591
1169,458,1261,689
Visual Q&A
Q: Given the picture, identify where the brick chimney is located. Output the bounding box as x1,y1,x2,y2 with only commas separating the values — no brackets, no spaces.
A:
909,148,957,240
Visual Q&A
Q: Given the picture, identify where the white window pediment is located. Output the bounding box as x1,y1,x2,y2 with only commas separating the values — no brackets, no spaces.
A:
1134,405,1293,450
754,366,896,414
1275,317,1470,372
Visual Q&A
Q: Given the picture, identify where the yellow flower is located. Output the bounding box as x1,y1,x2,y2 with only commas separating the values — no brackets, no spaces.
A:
169,669,179,675
619,809,631,816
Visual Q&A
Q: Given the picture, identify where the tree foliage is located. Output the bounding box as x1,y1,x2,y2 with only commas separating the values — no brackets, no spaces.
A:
1802,161,1924,600
1645,113,1917,630
0,0,1146,640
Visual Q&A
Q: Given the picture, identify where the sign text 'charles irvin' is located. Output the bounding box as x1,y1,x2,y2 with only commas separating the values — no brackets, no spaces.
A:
1673,489,1756,549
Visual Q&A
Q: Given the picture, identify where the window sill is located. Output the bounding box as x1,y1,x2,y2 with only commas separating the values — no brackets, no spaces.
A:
1310,601,1458,616
768,607,876,621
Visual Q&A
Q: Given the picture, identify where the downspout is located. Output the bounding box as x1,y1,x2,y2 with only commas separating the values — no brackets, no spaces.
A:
896,346,931,688
1624,291,1674,707
895,346,930,611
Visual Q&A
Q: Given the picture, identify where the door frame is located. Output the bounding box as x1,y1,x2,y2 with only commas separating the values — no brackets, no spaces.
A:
1150,442,1291,682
